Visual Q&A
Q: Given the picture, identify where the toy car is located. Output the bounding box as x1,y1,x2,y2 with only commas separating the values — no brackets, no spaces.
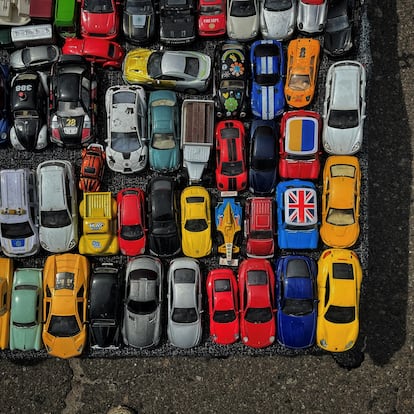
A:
0,258,13,350
198,0,227,37
9,268,43,351
276,179,319,249
147,90,180,172
215,119,247,193
249,119,278,195
250,39,285,119
42,253,90,358
88,263,122,349
215,197,242,266
213,41,249,118
122,255,163,348
238,258,276,348
279,110,321,180
275,254,317,349
80,0,120,39
49,55,97,147
79,143,106,192
62,37,125,69
260,0,298,40
322,61,367,155
167,257,202,348
317,248,363,352
244,197,275,259
206,268,239,345
159,0,196,45
0,63,9,145
320,155,361,248
297,0,328,34
123,0,157,44
227,0,259,41
0,169,40,258
105,85,148,174
9,45,61,71
122,48,212,94
284,38,320,109
324,0,357,57
117,187,146,256
37,160,78,253
147,176,181,257
181,185,212,258
10,71,48,151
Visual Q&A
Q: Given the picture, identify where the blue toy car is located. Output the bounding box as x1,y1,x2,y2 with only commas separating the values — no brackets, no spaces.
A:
250,39,285,120
276,179,319,249
148,90,181,172
249,119,278,194
0,63,9,145
275,254,317,349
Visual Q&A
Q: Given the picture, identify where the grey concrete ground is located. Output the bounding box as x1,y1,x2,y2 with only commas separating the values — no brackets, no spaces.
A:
1,0,414,413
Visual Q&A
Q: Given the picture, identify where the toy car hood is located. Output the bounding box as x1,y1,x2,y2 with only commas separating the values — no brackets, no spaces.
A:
323,124,362,155
9,321,42,351
82,12,117,36
39,225,76,253
278,310,316,349
0,234,39,257
149,146,180,172
261,5,296,40
324,25,352,56
168,319,201,349
106,143,148,174
124,307,160,348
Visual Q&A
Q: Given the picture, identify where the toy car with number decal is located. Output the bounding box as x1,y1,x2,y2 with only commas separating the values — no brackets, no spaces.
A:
198,0,227,37
10,71,48,151
49,55,97,147
79,143,106,192
213,41,249,118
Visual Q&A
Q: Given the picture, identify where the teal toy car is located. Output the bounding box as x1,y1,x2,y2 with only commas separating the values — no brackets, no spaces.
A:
148,90,181,172
9,268,43,351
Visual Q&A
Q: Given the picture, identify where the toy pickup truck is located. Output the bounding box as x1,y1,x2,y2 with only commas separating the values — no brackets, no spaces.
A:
181,99,215,184
79,192,119,256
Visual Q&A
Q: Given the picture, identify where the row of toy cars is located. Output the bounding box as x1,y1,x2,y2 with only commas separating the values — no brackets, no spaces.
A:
0,247,362,357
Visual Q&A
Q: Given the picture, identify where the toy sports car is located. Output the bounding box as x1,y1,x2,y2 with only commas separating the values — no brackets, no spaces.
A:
198,0,227,37
80,0,120,39
79,143,106,192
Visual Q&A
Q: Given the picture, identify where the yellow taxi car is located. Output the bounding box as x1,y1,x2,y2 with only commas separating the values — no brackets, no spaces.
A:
180,185,212,258
42,253,90,359
320,155,361,248
0,258,13,349
284,38,320,108
316,248,363,352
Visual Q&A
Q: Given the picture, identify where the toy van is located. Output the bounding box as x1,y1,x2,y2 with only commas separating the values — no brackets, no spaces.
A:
0,168,40,257
54,0,77,38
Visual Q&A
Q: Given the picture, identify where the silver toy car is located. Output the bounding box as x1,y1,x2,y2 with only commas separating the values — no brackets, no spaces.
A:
260,0,297,40
297,0,328,34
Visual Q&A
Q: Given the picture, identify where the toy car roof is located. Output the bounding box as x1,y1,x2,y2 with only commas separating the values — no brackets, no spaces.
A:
285,115,319,155
283,187,317,226
219,46,247,80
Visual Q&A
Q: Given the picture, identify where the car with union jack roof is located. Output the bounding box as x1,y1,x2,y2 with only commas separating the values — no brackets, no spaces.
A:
275,179,319,249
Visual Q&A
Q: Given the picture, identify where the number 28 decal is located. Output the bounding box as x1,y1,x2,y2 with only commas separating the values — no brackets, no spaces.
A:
65,118,76,126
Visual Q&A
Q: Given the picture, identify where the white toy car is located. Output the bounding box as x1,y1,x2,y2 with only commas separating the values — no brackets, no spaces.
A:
105,85,148,173
260,0,297,40
297,0,328,34
227,0,259,41
322,61,367,155
37,160,78,253
0,168,40,257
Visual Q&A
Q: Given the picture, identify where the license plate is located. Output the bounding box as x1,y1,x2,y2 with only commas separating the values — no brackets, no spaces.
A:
63,126,78,135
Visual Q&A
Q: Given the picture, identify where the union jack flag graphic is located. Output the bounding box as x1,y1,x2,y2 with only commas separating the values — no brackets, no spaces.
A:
285,188,317,225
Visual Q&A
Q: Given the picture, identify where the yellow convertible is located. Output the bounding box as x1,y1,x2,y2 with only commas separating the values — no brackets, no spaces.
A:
316,248,363,352
122,48,212,93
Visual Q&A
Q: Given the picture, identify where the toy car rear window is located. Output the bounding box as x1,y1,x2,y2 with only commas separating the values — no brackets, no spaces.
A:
214,278,231,292
247,270,268,285
286,259,311,278
174,268,196,284
220,127,239,139
129,269,158,281
332,263,354,280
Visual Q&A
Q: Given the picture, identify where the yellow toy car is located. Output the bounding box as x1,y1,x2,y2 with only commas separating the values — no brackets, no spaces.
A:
0,258,14,349
42,253,90,359
284,38,320,108
181,185,212,258
320,155,361,248
316,248,363,352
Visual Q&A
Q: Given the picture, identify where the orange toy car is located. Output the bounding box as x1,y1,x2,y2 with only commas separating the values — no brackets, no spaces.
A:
284,38,320,108
79,143,106,192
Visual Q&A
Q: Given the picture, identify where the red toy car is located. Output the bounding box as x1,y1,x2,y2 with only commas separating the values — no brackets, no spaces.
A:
79,143,106,192
244,197,275,259
117,187,146,256
80,0,120,40
198,0,226,37
215,119,247,193
206,268,239,345
62,37,125,69
238,258,276,348
279,110,322,180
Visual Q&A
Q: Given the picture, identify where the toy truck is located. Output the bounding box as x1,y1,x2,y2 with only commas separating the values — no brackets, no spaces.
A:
181,99,215,184
79,192,119,256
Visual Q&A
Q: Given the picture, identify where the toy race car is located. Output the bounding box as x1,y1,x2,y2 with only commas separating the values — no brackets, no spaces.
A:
79,143,106,192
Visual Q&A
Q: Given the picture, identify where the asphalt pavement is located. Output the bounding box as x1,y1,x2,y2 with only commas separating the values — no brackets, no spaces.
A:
1,0,414,413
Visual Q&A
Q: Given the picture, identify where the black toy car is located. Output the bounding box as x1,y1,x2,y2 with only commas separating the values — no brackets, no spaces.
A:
123,0,157,44
213,41,249,118
88,264,122,349
147,175,181,257
10,71,48,151
159,0,196,45
48,54,97,147
0,63,10,145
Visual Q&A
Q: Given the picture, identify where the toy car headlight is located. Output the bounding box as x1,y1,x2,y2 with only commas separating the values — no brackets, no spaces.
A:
68,239,77,250
251,30,258,38
351,142,361,152
286,95,291,101
40,240,49,250
306,96,311,101
269,336,275,343
243,336,249,343
345,340,354,350
319,339,328,348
